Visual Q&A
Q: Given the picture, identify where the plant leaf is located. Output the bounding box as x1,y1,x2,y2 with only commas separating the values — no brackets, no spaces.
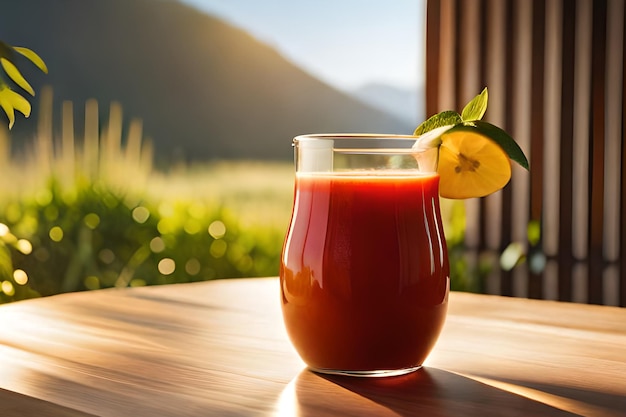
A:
413,110,462,136
6,88,31,117
0,94,16,129
448,120,530,170
13,46,48,73
461,87,488,121
1,58,35,96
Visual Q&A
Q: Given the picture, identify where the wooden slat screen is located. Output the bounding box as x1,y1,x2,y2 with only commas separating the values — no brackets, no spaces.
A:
425,0,626,306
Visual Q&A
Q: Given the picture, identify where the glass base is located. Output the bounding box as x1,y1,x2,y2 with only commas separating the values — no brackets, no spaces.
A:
309,365,422,378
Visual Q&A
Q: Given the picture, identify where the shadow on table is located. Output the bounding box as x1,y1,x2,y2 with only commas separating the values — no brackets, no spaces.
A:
274,367,616,417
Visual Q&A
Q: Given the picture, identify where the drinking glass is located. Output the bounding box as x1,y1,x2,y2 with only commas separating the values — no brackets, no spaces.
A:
280,134,450,377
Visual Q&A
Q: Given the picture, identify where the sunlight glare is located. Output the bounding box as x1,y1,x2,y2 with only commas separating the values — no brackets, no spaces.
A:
273,377,299,417
0,223,9,236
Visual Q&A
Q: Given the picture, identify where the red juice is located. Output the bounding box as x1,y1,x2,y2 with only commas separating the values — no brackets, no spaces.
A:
280,172,450,373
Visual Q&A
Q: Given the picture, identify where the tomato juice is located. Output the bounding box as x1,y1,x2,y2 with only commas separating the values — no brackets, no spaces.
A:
280,171,450,374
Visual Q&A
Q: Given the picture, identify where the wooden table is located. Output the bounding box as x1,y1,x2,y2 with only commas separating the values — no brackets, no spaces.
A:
0,277,624,416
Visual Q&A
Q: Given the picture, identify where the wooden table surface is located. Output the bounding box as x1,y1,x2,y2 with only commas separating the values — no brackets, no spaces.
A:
0,277,625,417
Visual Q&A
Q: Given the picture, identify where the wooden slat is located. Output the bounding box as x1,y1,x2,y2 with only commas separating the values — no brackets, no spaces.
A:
603,0,625,306
604,0,624,265
455,0,483,257
481,0,507,295
572,0,592,262
438,0,457,111
542,0,563,260
557,0,576,302
621,0,626,307
528,0,546,300
499,0,516,297
588,0,608,304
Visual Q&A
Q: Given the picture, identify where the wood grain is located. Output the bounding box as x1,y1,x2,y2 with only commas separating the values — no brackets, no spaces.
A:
0,277,625,416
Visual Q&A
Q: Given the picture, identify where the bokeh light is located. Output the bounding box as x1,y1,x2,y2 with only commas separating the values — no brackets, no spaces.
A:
208,220,226,239
99,249,116,264
1,281,15,296
150,237,166,253
84,276,100,290
132,206,150,224
84,213,101,229
210,239,227,258
158,258,176,275
185,258,201,275
13,269,28,285
49,226,64,242
16,239,32,255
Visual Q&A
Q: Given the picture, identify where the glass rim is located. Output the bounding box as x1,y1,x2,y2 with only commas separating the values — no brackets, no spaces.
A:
294,133,419,142
293,133,425,155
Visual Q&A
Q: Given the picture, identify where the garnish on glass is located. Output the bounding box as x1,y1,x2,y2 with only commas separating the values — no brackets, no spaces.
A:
412,88,529,199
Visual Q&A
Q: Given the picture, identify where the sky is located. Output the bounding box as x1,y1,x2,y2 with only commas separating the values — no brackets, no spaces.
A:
179,0,426,93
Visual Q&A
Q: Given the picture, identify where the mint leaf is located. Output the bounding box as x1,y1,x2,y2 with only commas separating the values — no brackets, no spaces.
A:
461,87,488,121
413,110,462,136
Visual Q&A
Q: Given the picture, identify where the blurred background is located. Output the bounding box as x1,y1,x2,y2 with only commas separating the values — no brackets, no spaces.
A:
2,0,623,307
0,0,444,303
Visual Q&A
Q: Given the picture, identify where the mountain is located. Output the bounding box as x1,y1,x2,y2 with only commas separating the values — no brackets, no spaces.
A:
0,0,414,163
351,83,425,127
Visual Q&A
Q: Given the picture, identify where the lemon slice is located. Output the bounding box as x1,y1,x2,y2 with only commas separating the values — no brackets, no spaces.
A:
412,88,529,199
437,126,512,199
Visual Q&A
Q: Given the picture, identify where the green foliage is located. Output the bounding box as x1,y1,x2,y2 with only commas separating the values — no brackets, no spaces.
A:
0,93,292,303
0,175,285,303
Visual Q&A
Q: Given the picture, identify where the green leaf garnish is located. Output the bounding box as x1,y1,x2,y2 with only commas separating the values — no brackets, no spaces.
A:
413,110,462,136
448,121,529,170
412,87,529,171
461,87,488,121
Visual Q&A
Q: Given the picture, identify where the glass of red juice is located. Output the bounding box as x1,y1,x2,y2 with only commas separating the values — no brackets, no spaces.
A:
280,134,450,377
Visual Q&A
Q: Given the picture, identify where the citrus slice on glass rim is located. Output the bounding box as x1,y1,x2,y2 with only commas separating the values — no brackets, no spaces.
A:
412,88,529,199
413,120,528,199
437,125,512,199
